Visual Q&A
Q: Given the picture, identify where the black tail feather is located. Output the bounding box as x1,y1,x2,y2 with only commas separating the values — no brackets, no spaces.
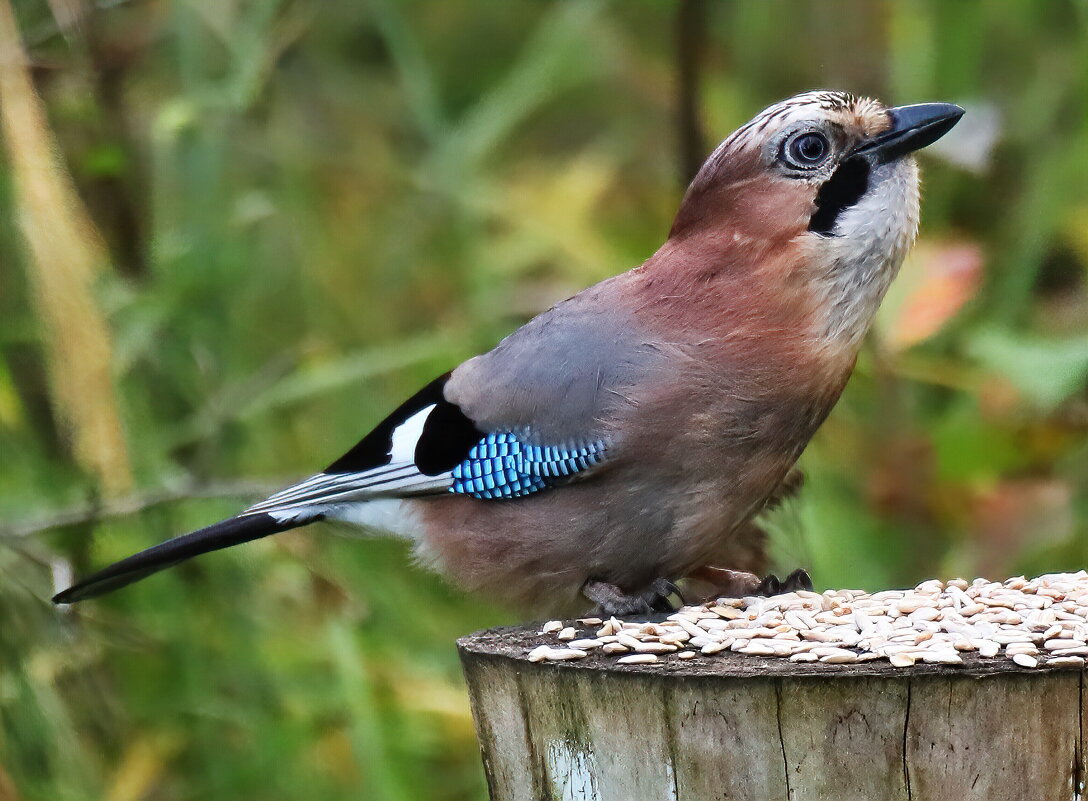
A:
52,512,315,604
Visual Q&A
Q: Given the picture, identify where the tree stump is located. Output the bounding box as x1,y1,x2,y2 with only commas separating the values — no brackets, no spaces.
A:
459,624,1086,801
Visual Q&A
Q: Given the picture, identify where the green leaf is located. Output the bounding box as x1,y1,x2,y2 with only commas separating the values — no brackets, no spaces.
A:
969,326,1088,409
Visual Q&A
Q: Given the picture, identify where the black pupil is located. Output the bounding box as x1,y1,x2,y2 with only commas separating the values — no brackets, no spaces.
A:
793,134,827,164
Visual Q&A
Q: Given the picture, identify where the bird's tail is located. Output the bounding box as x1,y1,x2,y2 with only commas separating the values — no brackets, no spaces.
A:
51,511,317,604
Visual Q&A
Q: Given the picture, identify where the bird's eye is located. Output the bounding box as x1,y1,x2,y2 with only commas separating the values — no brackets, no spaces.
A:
784,132,831,168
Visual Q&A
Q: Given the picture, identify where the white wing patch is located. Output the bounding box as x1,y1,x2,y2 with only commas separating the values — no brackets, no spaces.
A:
242,404,451,520
389,404,434,462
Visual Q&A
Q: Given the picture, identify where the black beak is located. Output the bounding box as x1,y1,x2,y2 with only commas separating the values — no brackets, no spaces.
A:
853,102,965,162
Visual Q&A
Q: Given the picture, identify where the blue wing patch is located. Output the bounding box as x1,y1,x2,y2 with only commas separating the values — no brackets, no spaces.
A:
450,433,607,499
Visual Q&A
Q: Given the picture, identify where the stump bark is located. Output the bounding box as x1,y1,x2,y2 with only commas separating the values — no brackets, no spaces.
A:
459,625,1086,801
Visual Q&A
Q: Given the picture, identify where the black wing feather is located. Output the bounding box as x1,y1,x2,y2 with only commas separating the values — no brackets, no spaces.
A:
325,372,482,476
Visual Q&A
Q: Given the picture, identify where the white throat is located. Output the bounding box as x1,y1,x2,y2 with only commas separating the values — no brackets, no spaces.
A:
811,158,920,347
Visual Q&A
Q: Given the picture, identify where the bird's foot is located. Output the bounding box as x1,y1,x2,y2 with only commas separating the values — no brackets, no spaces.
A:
582,577,685,617
685,566,813,601
753,567,814,596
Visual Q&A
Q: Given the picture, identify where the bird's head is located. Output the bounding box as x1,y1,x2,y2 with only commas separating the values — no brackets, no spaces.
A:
668,90,964,343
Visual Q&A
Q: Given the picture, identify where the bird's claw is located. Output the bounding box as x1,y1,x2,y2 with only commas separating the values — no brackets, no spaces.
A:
648,577,686,611
582,577,685,617
755,567,813,596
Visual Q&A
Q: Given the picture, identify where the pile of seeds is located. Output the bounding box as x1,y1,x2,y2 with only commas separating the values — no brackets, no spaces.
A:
527,572,1088,669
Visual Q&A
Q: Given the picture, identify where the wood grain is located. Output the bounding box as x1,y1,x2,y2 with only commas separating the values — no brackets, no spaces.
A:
460,626,1086,801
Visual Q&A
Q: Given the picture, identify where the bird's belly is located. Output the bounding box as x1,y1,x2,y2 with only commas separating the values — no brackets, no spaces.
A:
409,379,840,612
409,482,670,613
407,455,786,613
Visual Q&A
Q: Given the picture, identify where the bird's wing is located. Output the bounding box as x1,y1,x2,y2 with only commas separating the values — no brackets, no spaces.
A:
244,278,659,519
52,277,661,604
241,372,608,523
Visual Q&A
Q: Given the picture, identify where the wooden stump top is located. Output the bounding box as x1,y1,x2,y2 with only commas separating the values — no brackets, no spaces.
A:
459,622,1085,680
458,622,1087,801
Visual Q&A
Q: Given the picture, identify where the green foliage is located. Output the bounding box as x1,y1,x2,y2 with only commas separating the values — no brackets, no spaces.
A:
1,1,1086,799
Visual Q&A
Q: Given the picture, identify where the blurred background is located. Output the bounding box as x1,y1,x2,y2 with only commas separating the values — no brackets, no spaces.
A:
1,0,1086,798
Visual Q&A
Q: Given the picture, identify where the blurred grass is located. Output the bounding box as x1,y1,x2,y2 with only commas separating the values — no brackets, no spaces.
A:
0,0,131,496
1,1,1086,799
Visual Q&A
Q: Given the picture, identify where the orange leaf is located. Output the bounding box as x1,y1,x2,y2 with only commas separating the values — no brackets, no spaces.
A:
886,241,983,350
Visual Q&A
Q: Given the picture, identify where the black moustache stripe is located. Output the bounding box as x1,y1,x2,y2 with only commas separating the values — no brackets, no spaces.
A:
809,156,871,236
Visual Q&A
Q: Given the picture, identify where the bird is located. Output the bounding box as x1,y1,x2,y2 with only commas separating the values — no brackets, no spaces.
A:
53,91,964,616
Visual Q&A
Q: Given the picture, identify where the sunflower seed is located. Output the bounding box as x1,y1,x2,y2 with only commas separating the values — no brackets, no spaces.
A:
617,654,659,665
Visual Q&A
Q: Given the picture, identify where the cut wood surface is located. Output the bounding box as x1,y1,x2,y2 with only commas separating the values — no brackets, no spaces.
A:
459,625,1086,801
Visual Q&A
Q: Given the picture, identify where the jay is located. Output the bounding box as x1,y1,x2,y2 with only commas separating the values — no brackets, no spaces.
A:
54,91,963,615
